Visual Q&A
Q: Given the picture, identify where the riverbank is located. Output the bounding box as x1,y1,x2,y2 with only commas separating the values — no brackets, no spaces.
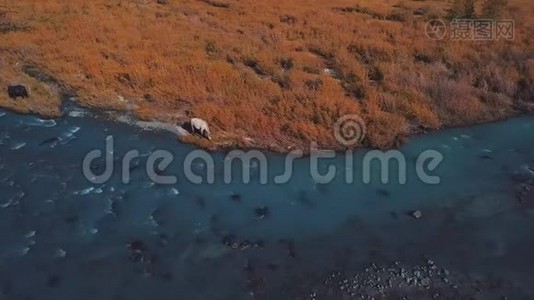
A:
1,0,533,152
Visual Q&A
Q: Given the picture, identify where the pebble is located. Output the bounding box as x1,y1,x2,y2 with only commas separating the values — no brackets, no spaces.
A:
298,257,515,299
54,248,67,258
411,210,423,219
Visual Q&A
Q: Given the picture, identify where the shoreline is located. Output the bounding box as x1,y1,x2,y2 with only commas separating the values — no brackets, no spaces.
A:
2,62,532,154
1,98,533,155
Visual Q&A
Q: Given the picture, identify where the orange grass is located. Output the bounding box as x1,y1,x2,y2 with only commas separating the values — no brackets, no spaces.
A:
0,0,533,151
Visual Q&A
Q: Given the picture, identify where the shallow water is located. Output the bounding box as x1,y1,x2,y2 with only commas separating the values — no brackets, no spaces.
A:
0,108,533,299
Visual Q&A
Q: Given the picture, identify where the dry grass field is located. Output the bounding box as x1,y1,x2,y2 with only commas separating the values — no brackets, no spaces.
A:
0,0,533,151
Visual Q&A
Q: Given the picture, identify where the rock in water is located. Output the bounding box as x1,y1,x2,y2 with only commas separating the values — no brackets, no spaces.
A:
54,248,67,259
254,206,270,219
410,210,423,219
230,193,242,202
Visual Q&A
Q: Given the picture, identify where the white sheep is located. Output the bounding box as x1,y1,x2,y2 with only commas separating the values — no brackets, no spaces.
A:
190,118,212,140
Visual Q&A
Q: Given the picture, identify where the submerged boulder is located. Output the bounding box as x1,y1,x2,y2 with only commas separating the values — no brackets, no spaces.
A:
254,206,270,219
410,210,423,219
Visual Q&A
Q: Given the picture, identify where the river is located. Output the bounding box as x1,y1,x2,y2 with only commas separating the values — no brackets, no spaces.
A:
0,106,533,299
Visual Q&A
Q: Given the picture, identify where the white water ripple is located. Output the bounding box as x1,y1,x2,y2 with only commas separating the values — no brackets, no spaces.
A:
22,117,57,127
10,142,26,150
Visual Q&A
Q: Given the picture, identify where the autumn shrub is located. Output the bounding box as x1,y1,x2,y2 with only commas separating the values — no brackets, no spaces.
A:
387,8,410,22
426,77,485,124
279,57,294,70
481,0,509,18
447,0,476,19
464,0,477,18
0,0,532,151
200,0,230,9
515,78,534,103
365,102,408,148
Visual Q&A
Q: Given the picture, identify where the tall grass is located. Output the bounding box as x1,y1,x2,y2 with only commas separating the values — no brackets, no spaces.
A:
0,0,532,150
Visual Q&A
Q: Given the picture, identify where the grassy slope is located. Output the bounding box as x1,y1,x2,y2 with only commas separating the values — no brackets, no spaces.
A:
0,0,533,151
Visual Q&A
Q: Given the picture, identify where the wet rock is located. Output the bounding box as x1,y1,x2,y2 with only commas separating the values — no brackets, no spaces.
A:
253,239,265,248
63,215,79,224
151,208,168,227
221,234,263,250
128,159,141,172
54,248,67,259
239,239,253,250
230,193,242,202
209,214,222,235
195,197,206,209
377,189,391,197
46,275,61,288
243,259,265,295
127,240,148,262
110,199,122,216
511,172,531,183
512,172,534,207
297,259,511,299
157,233,169,247
38,137,59,147
479,154,492,160
159,272,174,281
254,206,270,219
222,234,240,249
516,182,534,207
410,210,423,219
297,191,315,208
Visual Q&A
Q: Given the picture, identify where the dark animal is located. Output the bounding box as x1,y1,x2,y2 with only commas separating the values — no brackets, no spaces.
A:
7,85,29,99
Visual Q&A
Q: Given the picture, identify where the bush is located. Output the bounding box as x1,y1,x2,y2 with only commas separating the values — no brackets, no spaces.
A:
481,0,508,18
280,15,297,24
448,0,465,19
280,58,294,70
387,9,409,22
464,0,476,18
304,79,322,91
368,66,384,82
200,0,229,8
205,41,220,58
447,0,477,19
